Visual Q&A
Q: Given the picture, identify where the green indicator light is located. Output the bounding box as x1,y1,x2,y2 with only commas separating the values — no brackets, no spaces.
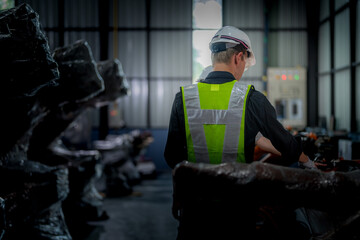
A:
294,74,299,80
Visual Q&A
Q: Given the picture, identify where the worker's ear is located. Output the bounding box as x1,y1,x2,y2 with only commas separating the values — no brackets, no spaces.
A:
240,52,245,61
234,52,243,65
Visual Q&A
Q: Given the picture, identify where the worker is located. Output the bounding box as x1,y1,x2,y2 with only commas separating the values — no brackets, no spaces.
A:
164,25,316,169
196,65,281,159
164,26,317,239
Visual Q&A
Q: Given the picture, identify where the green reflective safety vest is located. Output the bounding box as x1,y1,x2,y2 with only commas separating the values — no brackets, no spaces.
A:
181,80,252,164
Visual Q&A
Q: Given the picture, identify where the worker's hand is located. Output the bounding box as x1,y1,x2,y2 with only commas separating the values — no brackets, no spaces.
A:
313,157,328,168
299,159,317,169
298,153,321,169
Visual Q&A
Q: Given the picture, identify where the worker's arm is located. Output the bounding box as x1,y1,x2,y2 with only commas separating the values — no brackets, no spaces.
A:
247,91,305,164
298,152,326,169
256,134,320,169
256,134,281,156
164,92,187,169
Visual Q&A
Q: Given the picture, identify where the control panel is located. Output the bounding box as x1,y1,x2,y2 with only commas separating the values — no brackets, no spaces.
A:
267,67,307,129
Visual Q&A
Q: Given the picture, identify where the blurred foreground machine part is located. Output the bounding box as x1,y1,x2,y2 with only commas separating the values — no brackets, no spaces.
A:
28,40,107,234
0,3,71,240
93,130,155,197
61,58,129,150
92,58,129,107
28,40,130,237
28,40,105,165
173,161,360,239
0,3,59,157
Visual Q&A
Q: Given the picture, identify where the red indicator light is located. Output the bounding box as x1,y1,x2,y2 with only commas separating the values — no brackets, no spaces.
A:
110,109,118,116
281,74,286,80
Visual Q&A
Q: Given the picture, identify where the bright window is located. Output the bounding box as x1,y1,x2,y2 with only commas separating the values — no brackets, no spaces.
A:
192,0,222,83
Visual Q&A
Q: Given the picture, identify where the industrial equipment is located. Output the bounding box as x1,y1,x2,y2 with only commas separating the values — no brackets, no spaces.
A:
267,67,307,129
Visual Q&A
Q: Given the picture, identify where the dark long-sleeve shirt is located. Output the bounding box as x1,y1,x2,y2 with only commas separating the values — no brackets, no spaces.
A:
164,71,302,169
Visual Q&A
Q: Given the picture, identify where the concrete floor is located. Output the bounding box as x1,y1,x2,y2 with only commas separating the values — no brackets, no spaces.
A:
80,171,178,240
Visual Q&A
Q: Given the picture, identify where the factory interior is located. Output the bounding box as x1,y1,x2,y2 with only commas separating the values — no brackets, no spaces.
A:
0,0,360,239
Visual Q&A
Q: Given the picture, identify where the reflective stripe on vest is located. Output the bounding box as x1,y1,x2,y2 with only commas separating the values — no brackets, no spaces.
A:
181,80,252,164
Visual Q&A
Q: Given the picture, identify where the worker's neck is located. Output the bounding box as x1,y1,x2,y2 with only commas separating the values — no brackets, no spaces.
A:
213,63,238,80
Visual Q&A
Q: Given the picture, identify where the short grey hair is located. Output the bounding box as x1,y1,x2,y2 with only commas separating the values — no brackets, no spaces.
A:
211,44,248,65
211,47,239,65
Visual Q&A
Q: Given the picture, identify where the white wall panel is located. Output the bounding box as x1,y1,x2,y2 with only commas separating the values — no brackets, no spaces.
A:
18,0,58,28
335,9,350,69
64,0,99,28
109,31,147,78
240,79,264,92
151,0,192,28
45,32,60,52
89,107,100,128
119,78,148,128
318,75,331,129
223,0,263,28
269,31,307,68
357,1,360,62
335,70,351,131
270,0,306,28
320,0,329,21
318,22,331,73
357,67,360,131
279,0,306,28
64,32,100,61
150,79,190,128
109,0,146,28
241,31,264,77
108,101,125,128
335,0,349,10
150,31,192,78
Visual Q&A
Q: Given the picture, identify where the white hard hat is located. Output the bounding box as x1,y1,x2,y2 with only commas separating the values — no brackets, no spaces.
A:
197,65,213,82
209,26,256,69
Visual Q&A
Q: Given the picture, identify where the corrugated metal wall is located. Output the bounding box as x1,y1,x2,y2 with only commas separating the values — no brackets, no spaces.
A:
268,0,307,68
224,0,308,92
22,0,360,131
355,0,359,130
15,0,310,129
223,0,264,91
318,0,358,131
108,0,192,128
18,0,59,49
357,67,360,130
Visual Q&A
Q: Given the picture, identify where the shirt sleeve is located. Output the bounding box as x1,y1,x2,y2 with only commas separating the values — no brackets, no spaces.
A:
247,91,302,164
164,91,187,169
